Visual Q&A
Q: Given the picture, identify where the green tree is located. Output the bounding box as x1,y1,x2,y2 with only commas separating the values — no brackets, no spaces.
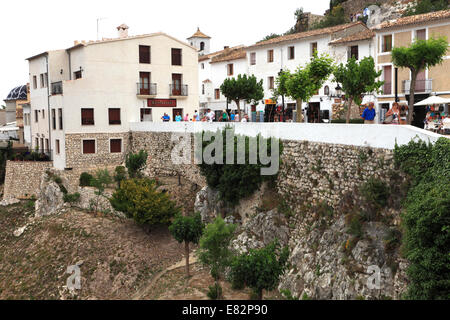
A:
333,56,383,123
114,166,127,188
197,217,236,299
229,240,289,300
310,4,348,30
220,74,264,118
110,178,180,228
391,36,448,124
125,150,148,178
91,169,113,214
279,53,334,122
169,213,205,277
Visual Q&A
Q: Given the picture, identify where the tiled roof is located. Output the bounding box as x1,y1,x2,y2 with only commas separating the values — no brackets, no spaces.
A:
248,21,367,49
210,47,247,63
329,29,374,45
198,45,245,62
188,27,211,39
375,9,450,30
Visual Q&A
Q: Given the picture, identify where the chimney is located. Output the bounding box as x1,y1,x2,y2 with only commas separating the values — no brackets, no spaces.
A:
117,24,129,38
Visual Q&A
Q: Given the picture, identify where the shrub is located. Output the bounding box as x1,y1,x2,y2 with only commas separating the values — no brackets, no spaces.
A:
63,192,81,204
207,283,223,300
125,150,148,178
360,177,389,209
228,240,289,300
114,166,127,188
198,128,282,206
79,172,94,187
110,178,180,227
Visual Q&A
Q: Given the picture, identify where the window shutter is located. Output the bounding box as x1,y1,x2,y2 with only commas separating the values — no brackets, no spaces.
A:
83,140,95,154
110,139,122,153
139,46,150,63
109,108,121,125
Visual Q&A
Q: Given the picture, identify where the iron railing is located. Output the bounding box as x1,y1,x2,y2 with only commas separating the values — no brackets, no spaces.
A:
169,84,188,96
137,83,157,95
402,79,433,94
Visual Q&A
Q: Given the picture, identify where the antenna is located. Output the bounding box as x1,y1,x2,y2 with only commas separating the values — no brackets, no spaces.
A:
97,17,107,40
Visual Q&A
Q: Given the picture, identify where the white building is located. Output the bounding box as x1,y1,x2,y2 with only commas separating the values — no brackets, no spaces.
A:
246,21,373,122
27,25,199,169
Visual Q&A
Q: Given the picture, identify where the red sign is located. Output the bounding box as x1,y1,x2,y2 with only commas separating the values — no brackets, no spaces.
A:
148,99,177,107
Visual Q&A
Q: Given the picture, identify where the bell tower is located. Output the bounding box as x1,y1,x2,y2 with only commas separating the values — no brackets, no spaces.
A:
187,27,211,55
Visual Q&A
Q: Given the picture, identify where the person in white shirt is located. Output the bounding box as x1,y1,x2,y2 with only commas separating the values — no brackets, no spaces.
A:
241,114,249,122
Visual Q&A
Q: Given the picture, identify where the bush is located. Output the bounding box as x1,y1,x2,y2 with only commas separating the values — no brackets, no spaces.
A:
207,283,223,300
79,172,94,187
114,166,127,188
125,150,148,178
360,177,390,209
198,128,281,206
63,192,81,204
228,240,289,300
110,178,180,227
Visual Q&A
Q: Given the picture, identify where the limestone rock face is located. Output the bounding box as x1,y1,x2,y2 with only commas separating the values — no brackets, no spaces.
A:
35,175,65,217
194,186,222,224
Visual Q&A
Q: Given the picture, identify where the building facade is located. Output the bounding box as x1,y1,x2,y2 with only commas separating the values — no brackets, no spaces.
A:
3,84,31,146
27,26,199,169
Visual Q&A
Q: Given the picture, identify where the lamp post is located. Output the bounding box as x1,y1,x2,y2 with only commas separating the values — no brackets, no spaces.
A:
278,69,285,122
335,84,342,98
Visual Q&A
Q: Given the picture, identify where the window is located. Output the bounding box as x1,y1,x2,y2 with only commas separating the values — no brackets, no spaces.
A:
42,109,45,119
324,85,330,96
201,63,205,69
44,73,48,87
139,45,151,64
52,109,56,129
108,108,121,125
202,84,205,95
35,138,39,149
382,35,392,52
250,52,256,65
33,76,37,89
40,74,44,88
140,108,152,122
383,65,392,95
82,140,96,154
215,89,220,100
171,48,182,66
81,108,94,125
267,50,274,63
268,77,274,90
349,45,359,60
227,63,234,76
45,139,49,151
56,139,60,154
416,29,426,40
310,42,318,56
35,110,38,122
288,46,295,60
58,108,63,130
74,70,82,79
110,139,122,153
200,42,205,51
40,138,44,151
139,72,151,95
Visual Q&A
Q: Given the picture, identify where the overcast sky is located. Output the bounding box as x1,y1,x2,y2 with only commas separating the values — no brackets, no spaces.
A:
0,0,330,102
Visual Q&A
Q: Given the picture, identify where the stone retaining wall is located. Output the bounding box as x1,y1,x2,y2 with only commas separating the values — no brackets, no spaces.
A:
3,161,53,200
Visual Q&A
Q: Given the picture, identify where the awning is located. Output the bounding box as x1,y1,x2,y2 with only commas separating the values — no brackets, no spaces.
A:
414,95,450,106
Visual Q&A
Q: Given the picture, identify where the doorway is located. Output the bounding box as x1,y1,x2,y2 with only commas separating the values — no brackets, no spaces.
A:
139,72,150,95
307,103,320,123
407,93,429,128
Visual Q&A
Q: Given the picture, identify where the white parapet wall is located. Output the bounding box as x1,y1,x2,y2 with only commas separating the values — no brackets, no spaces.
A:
130,122,447,150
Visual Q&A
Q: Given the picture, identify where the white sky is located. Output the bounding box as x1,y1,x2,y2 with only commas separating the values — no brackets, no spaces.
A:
0,0,330,102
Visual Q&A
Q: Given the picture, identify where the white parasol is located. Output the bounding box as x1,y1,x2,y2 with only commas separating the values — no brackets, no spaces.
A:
414,95,450,106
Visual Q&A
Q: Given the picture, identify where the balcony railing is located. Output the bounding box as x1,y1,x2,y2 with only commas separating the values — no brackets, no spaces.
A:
402,79,433,94
137,83,157,96
170,84,188,96
51,81,63,95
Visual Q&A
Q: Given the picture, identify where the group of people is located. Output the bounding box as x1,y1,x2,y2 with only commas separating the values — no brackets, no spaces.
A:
161,109,250,123
424,104,450,134
360,102,409,125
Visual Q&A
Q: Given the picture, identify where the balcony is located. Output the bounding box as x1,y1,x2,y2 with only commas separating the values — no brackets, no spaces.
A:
51,81,63,95
402,79,433,94
169,84,188,97
137,83,157,96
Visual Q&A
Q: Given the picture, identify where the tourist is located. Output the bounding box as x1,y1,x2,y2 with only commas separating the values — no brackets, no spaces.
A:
161,113,170,122
222,110,229,122
399,104,408,125
194,110,200,121
241,114,249,122
384,103,400,125
230,111,235,122
235,112,240,122
206,109,215,122
175,112,182,122
184,113,189,122
361,102,376,124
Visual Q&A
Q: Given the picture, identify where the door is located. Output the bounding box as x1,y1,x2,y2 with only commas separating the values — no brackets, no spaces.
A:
172,74,182,95
383,66,392,95
139,72,150,95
